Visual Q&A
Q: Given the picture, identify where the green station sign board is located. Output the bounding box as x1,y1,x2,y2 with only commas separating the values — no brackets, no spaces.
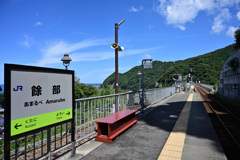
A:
4,64,74,138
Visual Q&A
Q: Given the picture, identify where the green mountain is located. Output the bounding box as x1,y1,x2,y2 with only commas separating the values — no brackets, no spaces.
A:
102,61,174,91
102,44,236,91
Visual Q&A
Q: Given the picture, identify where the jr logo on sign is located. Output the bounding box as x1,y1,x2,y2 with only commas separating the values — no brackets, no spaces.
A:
13,86,23,92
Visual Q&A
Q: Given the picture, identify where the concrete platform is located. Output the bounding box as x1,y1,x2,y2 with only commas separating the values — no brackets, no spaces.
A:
181,93,226,160
58,92,227,160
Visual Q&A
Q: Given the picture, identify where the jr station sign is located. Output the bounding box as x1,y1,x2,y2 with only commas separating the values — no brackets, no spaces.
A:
4,64,74,138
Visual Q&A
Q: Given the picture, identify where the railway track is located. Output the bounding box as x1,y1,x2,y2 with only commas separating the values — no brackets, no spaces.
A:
195,85,240,160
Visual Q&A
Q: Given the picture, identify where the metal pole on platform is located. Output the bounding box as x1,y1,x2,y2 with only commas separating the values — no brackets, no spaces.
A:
165,61,166,87
138,71,142,90
114,19,125,113
141,61,144,110
140,59,152,111
115,23,119,113
61,54,76,157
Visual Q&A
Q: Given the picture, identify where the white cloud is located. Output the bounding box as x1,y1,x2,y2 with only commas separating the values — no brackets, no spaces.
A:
156,0,214,30
226,26,237,37
211,8,231,33
38,39,109,65
44,39,108,57
148,24,154,30
71,48,154,61
177,25,186,31
237,11,240,20
215,0,240,8
84,67,131,74
129,6,138,12
20,35,34,48
119,48,154,57
37,39,155,66
34,21,43,26
70,51,114,62
129,6,143,12
156,0,240,31
144,54,152,59
211,20,224,33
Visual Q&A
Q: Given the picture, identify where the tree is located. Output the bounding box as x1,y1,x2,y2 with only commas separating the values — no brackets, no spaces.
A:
100,85,115,96
84,85,98,97
74,77,85,99
102,44,236,88
74,76,98,99
227,57,239,73
158,84,163,88
234,27,240,49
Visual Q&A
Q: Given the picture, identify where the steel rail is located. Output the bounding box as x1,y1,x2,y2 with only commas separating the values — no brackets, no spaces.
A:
196,85,240,149
202,87,240,123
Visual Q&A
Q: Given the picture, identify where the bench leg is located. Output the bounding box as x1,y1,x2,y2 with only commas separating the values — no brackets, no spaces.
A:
95,134,113,143
108,113,137,141
95,122,114,143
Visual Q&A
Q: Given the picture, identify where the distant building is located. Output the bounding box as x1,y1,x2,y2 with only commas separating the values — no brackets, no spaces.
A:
218,49,240,100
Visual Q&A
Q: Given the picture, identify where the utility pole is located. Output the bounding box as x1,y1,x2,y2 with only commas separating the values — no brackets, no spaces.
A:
115,23,119,96
114,19,125,113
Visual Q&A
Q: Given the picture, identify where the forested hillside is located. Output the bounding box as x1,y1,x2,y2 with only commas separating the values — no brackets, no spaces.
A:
102,44,236,91
158,44,236,86
102,61,174,91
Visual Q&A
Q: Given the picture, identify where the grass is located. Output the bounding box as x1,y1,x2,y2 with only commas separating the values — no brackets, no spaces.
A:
0,123,71,158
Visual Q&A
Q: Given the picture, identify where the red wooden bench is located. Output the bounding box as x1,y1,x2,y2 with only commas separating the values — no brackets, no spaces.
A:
95,109,137,143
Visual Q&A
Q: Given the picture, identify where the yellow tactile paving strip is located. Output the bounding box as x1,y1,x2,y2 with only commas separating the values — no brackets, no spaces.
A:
157,94,193,160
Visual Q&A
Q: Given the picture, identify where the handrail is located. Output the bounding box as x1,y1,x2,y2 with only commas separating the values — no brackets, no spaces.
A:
0,86,176,159
75,91,139,102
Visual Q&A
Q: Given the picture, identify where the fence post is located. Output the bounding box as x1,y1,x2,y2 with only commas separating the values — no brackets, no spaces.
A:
115,95,119,113
117,95,120,112
47,128,51,160
15,139,19,160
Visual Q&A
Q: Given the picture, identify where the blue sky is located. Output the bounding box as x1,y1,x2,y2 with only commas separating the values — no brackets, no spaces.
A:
0,0,240,84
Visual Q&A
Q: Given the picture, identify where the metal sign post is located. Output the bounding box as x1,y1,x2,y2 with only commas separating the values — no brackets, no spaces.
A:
4,64,75,159
140,59,153,113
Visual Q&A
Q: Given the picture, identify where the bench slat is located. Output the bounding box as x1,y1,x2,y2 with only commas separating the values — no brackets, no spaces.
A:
95,109,137,124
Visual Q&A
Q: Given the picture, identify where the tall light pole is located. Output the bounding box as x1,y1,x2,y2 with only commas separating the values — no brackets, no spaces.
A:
60,53,75,156
113,19,125,113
